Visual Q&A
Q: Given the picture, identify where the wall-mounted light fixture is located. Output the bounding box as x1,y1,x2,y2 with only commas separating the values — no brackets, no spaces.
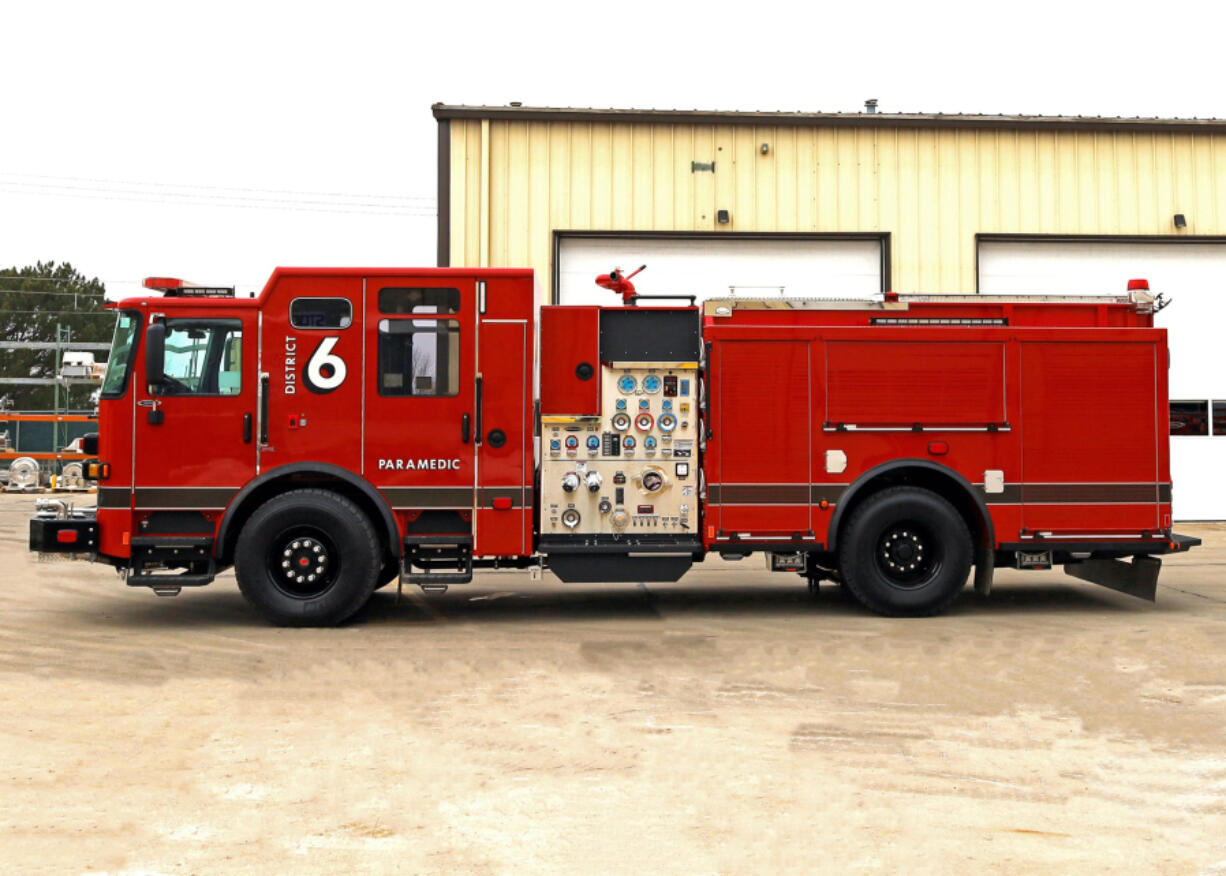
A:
760,142,770,155
1174,213,1187,228
717,209,730,224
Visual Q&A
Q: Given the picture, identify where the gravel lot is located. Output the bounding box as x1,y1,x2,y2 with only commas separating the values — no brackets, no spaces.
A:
1,491,1224,873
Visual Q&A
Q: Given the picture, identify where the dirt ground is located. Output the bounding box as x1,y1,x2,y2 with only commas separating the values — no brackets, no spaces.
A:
1,492,1225,873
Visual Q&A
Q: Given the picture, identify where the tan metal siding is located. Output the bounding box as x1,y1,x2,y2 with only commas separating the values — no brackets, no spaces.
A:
448,120,1226,298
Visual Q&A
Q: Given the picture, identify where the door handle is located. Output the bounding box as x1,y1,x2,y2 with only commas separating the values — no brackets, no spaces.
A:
258,373,270,445
461,412,471,443
474,375,483,446
243,412,253,443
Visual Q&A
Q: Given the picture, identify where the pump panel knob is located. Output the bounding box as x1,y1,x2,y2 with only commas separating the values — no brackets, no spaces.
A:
585,471,603,492
561,472,580,493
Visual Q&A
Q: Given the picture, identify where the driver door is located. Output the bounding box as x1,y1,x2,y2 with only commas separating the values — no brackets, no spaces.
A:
132,313,258,522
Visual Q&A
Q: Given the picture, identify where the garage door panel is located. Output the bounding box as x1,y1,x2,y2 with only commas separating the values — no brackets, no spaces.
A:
557,236,882,306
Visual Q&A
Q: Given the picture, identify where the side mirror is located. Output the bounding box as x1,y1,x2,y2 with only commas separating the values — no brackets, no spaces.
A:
145,321,166,387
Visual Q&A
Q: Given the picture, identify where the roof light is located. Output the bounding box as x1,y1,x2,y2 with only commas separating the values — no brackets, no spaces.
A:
144,277,184,290
1127,278,1150,291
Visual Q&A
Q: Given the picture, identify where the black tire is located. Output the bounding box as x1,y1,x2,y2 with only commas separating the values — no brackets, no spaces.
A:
838,486,972,617
234,489,381,626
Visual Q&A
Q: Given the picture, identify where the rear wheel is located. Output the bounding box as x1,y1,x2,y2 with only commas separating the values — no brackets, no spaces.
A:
235,489,381,626
838,486,972,617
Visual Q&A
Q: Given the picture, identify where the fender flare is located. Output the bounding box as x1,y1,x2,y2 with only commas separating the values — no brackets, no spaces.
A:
215,462,400,561
826,458,995,553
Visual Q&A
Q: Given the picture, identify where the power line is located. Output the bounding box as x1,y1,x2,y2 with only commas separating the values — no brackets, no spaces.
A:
0,285,106,296
1,178,438,213
0,171,437,204
0,183,438,217
0,310,115,317
0,275,114,284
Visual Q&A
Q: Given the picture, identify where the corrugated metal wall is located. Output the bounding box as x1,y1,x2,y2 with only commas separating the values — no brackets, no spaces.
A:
448,119,1226,296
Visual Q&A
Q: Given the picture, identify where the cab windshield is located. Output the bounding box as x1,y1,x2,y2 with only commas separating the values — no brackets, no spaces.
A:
100,311,139,398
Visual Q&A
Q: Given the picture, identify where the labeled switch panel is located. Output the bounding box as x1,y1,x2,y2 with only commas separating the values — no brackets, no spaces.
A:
542,362,699,535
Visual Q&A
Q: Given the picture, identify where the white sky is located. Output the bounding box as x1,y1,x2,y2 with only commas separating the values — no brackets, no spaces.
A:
3,0,1225,302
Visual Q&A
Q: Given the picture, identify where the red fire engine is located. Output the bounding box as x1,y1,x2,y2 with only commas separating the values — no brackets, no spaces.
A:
30,268,1199,624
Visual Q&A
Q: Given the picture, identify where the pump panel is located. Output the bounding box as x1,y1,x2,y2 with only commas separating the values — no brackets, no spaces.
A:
541,362,699,538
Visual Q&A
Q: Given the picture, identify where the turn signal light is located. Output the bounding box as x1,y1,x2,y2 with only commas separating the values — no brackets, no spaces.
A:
87,462,111,480
56,530,79,544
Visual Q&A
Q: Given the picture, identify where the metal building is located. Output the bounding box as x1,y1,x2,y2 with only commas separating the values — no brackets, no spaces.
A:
432,104,1226,519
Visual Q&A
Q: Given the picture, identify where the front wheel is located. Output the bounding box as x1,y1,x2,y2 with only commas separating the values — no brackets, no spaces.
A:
234,489,381,626
838,486,972,617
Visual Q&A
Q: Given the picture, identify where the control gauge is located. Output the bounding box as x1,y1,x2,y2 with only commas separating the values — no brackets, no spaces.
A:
635,412,654,431
610,412,631,432
617,374,638,394
623,435,637,451
642,375,662,394
657,413,677,432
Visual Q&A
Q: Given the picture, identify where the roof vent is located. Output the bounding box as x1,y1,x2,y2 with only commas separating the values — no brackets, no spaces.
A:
864,99,878,114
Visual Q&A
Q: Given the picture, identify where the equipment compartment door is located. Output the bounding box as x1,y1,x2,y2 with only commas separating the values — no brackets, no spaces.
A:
475,318,530,556
364,279,477,525
133,312,258,520
711,339,812,536
1018,340,1162,534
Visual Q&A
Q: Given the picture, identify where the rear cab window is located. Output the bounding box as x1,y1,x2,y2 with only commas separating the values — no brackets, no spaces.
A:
376,287,462,397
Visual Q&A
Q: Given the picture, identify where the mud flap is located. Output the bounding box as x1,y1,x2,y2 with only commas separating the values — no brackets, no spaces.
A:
1064,555,1161,602
973,542,994,596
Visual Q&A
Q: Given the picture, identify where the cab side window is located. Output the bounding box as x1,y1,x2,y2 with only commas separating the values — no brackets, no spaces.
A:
377,318,460,397
155,319,243,396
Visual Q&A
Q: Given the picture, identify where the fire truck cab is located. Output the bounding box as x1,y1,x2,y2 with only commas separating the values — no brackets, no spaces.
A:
31,268,1200,625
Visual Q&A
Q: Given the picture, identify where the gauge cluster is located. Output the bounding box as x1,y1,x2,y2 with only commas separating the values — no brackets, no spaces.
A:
542,362,699,537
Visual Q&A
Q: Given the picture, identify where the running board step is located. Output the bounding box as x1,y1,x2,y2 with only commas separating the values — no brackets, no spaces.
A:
402,536,473,590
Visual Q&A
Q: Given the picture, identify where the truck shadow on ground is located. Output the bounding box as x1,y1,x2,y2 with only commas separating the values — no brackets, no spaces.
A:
66,578,1175,634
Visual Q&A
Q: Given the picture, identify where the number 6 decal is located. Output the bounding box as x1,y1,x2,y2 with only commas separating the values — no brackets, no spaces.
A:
304,337,346,394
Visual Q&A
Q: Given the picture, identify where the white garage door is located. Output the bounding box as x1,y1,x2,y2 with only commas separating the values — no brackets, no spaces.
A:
556,236,883,306
980,239,1226,520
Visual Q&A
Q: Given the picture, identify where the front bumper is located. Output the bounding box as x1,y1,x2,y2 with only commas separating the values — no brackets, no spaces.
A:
29,505,98,555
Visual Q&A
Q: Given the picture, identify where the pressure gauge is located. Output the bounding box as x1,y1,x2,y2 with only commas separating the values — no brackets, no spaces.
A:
657,413,677,432
585,434,600,452
617,374,638,394
623,435,637,450
611,412,631,432
642,375,662,394
644,436,658,450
